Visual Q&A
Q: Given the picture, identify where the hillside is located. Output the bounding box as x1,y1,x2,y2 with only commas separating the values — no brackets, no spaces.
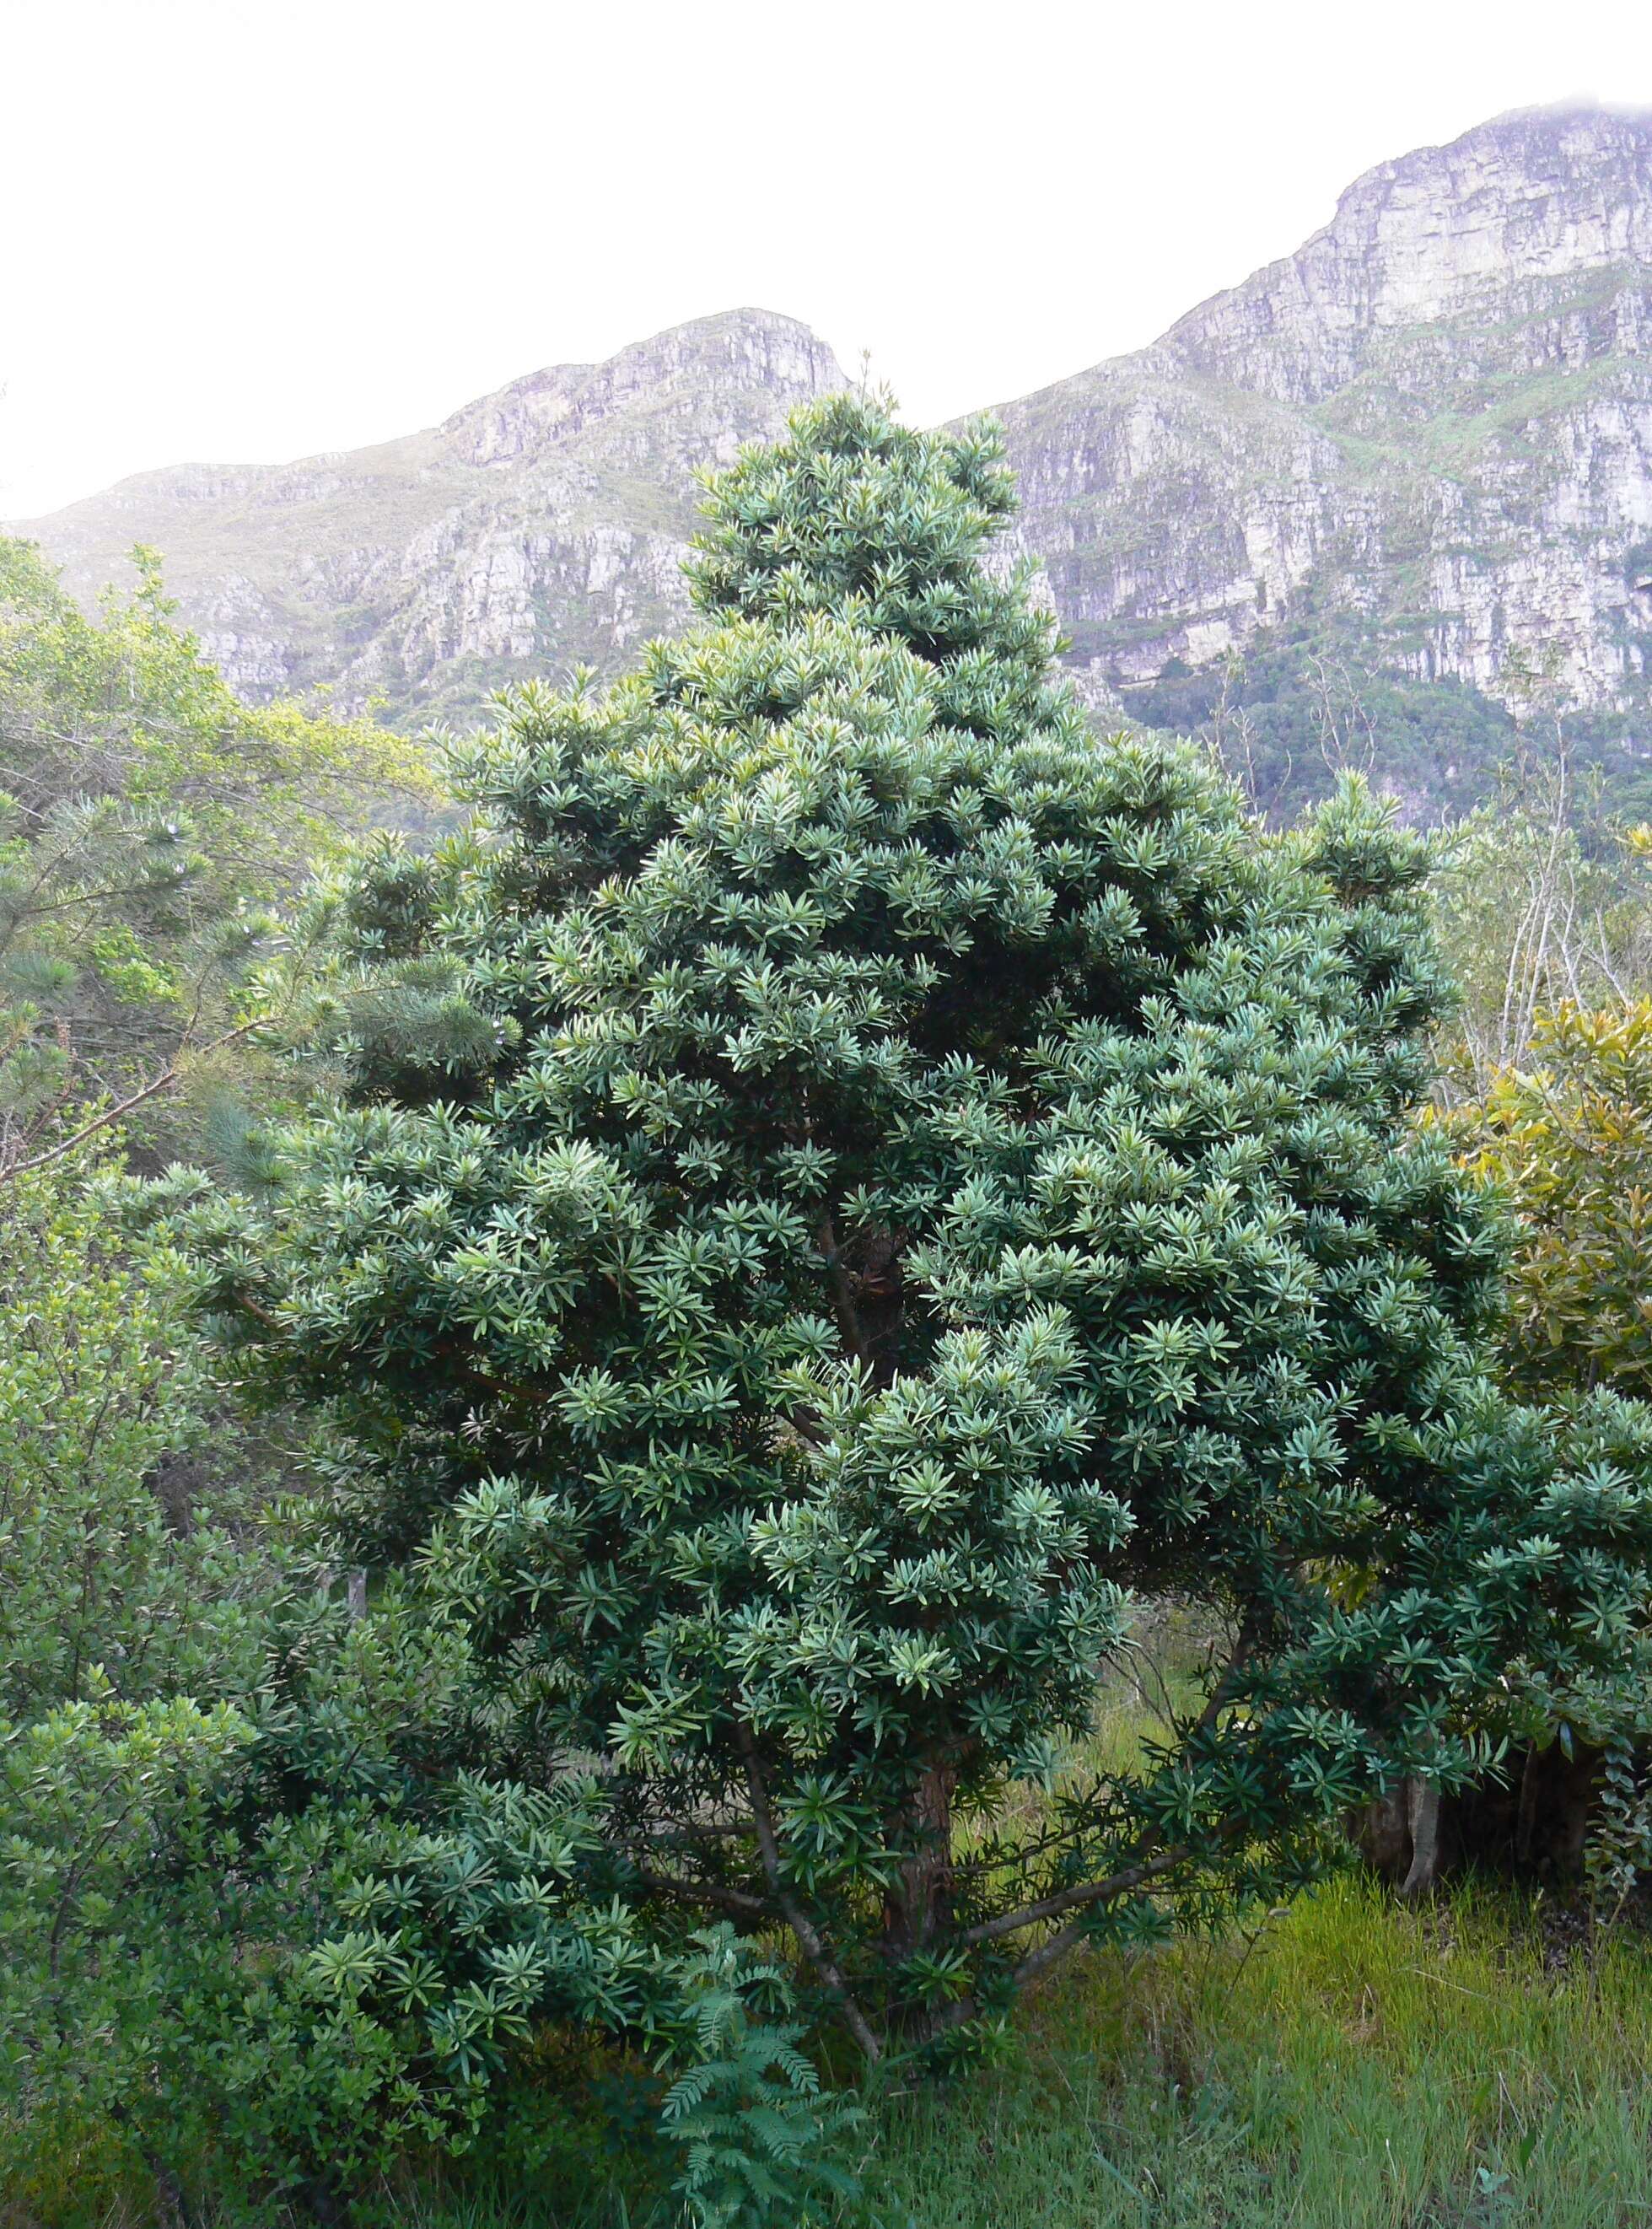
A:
14,311,843,724
14,104,1652,810
994,101,1652,812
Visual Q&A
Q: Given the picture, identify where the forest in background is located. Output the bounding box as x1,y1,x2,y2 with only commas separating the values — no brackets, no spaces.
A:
10,401,1652,2229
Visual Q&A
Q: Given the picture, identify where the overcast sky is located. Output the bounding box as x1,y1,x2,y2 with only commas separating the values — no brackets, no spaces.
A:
3,0,1649,520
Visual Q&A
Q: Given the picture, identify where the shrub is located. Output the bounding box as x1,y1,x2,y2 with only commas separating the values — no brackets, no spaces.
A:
0,1156,270,1719
0,537,428,1176
1451,998,1652,1399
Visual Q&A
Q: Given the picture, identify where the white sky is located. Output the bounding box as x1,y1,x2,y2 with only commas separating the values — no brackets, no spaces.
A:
3,0,1650,520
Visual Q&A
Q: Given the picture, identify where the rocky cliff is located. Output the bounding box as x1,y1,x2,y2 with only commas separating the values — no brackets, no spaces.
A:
15,311,843,722
15,105,1652,810
993,103,1652,808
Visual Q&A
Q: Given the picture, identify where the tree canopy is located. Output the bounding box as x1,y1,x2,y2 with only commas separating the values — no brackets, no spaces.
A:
152,394,1652,2081
1450,998,1652,1401
0,538,428,1174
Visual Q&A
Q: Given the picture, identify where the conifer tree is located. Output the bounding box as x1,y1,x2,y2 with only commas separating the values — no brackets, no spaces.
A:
172,395,1652,2059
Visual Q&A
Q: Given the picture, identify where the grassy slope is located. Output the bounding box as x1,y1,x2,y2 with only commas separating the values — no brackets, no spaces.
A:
401,1880,1652,2229
865,1879,1652,2229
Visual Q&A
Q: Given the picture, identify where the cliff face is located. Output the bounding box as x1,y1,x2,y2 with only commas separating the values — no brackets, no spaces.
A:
996,105,1652,736
14,106,1652,805
16,311,843,720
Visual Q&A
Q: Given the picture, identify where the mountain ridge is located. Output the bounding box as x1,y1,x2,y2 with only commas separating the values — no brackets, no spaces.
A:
13,309,844,715
15,105,1652,810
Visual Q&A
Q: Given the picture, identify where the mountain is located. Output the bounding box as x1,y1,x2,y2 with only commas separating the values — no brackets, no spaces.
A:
991,102,1652,813
13,311,843,723
14,105,1652,812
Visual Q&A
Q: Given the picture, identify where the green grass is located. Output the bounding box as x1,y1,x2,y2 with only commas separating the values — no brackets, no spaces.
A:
390,1876,1652,2229
19,1871,1651,2228
860,1876,1652,2229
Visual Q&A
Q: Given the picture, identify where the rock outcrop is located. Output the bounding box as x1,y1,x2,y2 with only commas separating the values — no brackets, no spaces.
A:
998,103,1652,727
14,105,1652,807
15,311,843,721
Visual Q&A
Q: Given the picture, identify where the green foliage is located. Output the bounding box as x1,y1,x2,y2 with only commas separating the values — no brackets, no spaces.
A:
309,1872,1652,2228
0,1153,266,2212
1132,626,1521,823
1,1483,838,2222
1582,1726,1652,1925
1131,622,1652,832
0,1690,256,2214
0,1161,442,2205
1451,999,1652,1399
0,1160,849,2227
151,387,1652,2135
15,390,1640,2225
656,1928,865,2229
0,536,429,1173
0,1157,270,1718
1429,761,1652,1094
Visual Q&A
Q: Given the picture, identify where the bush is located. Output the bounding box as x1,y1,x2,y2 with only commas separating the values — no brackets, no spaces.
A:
1451,998,1652,1399
0,1167,845,2224
0,536,428,1176
0,1156,271,1719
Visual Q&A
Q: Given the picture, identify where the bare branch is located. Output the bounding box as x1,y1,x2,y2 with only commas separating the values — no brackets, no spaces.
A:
815,1214,871,1370
3,1016,261,1181
627,1866,772,1920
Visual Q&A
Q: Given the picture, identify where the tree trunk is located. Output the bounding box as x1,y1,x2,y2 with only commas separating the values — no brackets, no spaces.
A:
1515,1741,1543,1868
153,2164,194,2229
299,2176,349,2227
883,1763,955,1975
1356,1742,1606,1889
1400,1777,1440,1900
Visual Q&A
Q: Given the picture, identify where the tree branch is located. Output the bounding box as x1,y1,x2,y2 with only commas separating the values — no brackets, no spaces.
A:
735,1723,883,2064
5,1016,261,1179
227,1290,560,1415
959,1841,1192,1948
627,1866,773,1920
815,1214,870,1370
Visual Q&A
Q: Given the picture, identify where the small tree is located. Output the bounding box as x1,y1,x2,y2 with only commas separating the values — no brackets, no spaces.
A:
0,1155,273,1720
1430,758,1652,1098
0,539,428,1176
172,396,1652,2060
1434,998,1652,1887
